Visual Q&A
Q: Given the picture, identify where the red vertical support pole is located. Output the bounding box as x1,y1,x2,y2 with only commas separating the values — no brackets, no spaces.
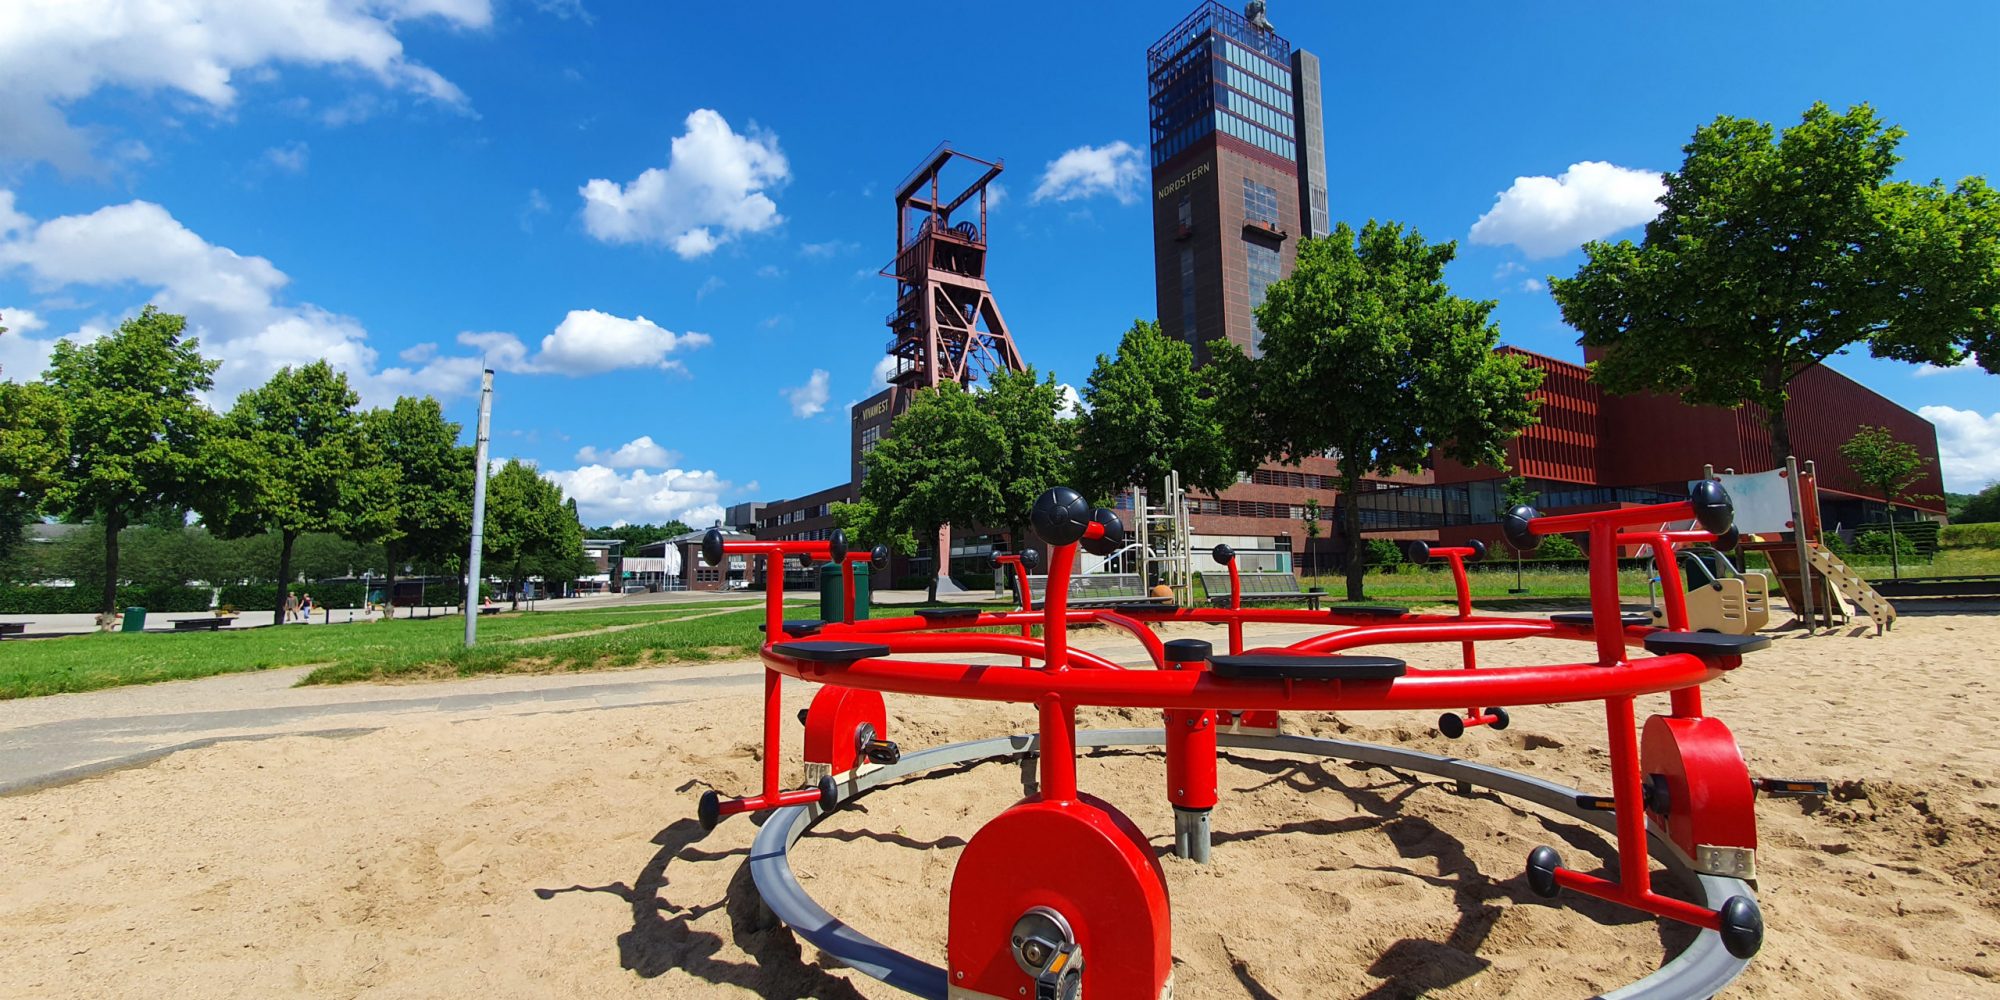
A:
1226,557,1244,655
1044,544,1074,670
842,560,856,624
1037,696,1078,802
762,553,785,799
1606,694,1653,892
1588,524,1625,668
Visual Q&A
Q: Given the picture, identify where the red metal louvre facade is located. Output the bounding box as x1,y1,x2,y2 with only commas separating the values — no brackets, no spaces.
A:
1438,347,1945,516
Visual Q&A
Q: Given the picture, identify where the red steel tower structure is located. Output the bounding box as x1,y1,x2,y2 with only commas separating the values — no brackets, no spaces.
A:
880,142,1023,390
847,143,1027,587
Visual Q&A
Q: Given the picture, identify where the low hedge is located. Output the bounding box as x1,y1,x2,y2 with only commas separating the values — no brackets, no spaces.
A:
0,585,213,615
1941,522,2000,550
218,583,368,611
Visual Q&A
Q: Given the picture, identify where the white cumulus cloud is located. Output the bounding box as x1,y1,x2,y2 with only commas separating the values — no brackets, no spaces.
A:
0,189,524,404
578,109,788,258
530,309,709,377
869,355,898,390
542,464,731,527
1033,141,1143,205
782,368,831,418
1469,161,1666,258
1918,405,2000,493
574,435,677,469
0,0,485,172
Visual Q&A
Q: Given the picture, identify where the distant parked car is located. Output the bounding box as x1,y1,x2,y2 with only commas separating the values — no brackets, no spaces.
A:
622,582,652,594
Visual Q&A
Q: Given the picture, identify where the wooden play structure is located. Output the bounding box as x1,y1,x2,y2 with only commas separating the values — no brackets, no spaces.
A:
1716,460,1896,635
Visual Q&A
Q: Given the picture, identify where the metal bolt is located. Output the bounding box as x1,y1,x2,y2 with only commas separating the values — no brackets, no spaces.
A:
955,970,964,980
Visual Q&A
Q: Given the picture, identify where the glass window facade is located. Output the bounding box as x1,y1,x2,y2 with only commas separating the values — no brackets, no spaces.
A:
1242,178,1278,226
1247,240,1279,353
1149,4,1299,167
1179,246,1198,342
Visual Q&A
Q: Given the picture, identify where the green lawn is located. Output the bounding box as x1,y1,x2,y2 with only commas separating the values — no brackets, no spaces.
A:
0,602,783,700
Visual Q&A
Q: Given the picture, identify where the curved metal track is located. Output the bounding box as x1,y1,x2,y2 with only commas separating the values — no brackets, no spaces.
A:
747,728,1753,1000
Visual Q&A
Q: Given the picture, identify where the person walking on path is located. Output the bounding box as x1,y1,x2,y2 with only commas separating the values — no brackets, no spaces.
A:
285,592,300,623
299,593,314,623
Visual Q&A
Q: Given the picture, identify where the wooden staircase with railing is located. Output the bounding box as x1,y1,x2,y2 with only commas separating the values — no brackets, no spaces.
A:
1804,541,1897,634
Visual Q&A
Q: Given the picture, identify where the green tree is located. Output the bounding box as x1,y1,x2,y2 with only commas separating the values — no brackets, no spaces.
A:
1075,320,1239,502
1960,483,2000,524
855,382,1006,601
196,361,393,624
1552,102,2000,464
0,380,68,562
1838,424,1934,579
1212,223,1542,601
481,460,580,608
980,368,1077,549
830,499,916,558
587,522,692,548
364,396,474,610
42,307,218,618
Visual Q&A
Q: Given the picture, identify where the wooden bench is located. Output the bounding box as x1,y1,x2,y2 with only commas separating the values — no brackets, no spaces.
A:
171,617,230,632
1199,571,1322,610
478,605,503,616
0,622,25,637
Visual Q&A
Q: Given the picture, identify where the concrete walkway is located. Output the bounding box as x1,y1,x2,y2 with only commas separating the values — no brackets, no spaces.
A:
0,619,1337,797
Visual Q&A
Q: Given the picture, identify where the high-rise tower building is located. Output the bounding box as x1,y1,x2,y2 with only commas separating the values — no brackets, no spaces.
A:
1149,1,1328,363
1145,2,1430,566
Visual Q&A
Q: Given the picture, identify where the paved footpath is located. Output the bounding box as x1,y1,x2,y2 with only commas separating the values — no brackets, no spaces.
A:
0,620,1335,797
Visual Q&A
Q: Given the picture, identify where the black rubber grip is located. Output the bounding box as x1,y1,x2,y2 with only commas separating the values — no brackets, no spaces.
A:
1689,479,1734,536
1031,487,1092,546
1211,543,1235,565
701,527,725,567
1080,508,1126,557
1501,505,1541,553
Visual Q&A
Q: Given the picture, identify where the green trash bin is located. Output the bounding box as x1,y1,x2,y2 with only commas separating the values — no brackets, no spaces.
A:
121,607,146,632
818,562,871,622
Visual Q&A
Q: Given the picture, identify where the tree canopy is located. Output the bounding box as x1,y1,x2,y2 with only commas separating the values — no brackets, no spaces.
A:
854,382,1007,601
41,307,218,616
364,396,474,599
1212,222,1542,600
1838,425,1934,579
1075,319,1239,502
482,460,586,607
0,381,66,563
980,368,1077,544
1552,102,2000,464
197,361,393,624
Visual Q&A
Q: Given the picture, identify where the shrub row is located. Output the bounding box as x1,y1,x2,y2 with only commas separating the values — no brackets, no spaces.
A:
0,585,213,615
1941,522,2000,550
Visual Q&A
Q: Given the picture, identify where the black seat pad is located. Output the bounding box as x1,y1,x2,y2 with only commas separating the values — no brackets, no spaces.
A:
1087,601,1174,615
1642,631,1772,657
1551,612,1650,626
757,619,824,636
1210,651,1407,680
914,607,981,622
771,640,893,662
1327,605,1405,618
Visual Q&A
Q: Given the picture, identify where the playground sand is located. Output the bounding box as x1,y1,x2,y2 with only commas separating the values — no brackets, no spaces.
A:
2,613,1998,998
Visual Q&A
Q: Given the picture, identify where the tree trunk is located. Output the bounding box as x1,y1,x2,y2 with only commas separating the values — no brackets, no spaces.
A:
275,530,297,626
510,560,523,610
926,527,940,604
1765,406,1793,470
383,543,400,620
100,507,126,618
1886,503,1901,581
1341,471,1365,602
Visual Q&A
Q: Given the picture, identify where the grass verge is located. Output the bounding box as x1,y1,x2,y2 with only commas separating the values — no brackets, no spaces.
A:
0,602,777,700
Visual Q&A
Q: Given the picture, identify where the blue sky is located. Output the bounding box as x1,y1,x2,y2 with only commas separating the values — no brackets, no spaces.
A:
3,1,1998,526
